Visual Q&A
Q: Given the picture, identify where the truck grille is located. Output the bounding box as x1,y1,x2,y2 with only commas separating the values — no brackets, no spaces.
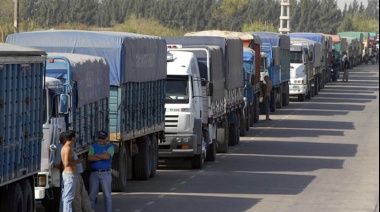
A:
165,115,179,128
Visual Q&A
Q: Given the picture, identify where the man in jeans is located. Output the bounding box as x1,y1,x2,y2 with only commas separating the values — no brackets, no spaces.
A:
263,75,272,121
54,141,92,212
60,130,83,212
88,130,114,212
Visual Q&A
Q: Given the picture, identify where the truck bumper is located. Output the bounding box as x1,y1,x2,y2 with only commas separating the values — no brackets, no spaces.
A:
159,134,198,158
34,170,60,200
35,187,46,200
289,84,307,95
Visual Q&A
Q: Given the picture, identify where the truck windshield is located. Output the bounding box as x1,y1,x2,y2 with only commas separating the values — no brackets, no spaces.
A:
243,61,254,73
46,69,68,84
290,52,303,63
165,76,189,104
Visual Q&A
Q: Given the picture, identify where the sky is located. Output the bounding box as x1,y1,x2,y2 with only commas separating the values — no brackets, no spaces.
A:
337,0,368,10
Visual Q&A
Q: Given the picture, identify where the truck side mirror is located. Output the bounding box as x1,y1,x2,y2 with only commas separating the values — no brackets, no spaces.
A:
250,74,255,85
206,82,213,96
59,94,69,114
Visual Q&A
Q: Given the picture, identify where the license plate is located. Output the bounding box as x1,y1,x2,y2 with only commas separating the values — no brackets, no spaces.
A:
293,85,300,88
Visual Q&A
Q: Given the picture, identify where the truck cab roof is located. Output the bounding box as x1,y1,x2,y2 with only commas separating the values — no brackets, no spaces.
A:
167,51,199,76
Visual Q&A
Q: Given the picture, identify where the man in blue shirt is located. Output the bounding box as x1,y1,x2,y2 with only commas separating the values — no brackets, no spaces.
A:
88,130,114,212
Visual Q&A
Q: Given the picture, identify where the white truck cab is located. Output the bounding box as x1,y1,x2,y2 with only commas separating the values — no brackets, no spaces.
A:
289,41,313,102
161,50,207,168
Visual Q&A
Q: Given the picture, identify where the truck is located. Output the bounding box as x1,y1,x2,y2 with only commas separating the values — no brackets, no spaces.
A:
163,35,245,155
36,53,109,210
339,32,363,65
163,49,222,168
0,43,46,212
289,38,315,102
6,30,167,192
240,33,262,125
323,34,333,84
184,30,254,135
340,36,357,69
253,32,291,111
288,33,328,95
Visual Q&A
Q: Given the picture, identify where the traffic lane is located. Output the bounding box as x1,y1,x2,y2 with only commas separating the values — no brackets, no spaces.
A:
95,64,378,212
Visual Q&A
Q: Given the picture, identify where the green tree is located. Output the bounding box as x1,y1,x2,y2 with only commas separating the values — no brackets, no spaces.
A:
242,20,277,32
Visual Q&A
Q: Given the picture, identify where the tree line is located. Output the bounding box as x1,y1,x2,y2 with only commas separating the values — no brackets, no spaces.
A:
0,0,378,42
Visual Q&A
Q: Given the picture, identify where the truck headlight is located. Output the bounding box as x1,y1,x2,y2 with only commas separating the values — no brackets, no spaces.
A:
175,137,191,143
37,174,47,187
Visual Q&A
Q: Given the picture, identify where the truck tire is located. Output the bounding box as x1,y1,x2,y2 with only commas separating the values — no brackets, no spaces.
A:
205,139,217,162
298,94,305,102
192,153,203,169
270,90,276,113
276,87,283,109
305,84,311,100
240,111,246,136
22,179,34,212
228,123,237,146
282,84,290,106
112,143,128,191
216,120,229,153
149,134,158,178
42,187,61,212
1,182,24,212
133,136,152,180
253,94,260,124
314,78,319,96
245,106,250,131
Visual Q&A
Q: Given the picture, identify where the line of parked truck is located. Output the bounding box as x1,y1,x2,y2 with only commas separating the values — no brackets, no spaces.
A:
0,29,376,212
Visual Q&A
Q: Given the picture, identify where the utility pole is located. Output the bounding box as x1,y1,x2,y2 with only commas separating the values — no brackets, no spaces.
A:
14,0,19,33
279,0,290,34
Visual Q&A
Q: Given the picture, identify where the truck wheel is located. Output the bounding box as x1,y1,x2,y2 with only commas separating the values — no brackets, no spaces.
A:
270,90,276,113
282,84,290,106
240,112,246,137
149,135,158,178
206,138,217,162
134,136,152,180
2,183,23,212
216,120,229,153
306,87,311,100
192,153,203,169
112,143,128,191
276,87,282,109
228,124,236,146
22,180,34,212
298,94,305,102
42,187,61,212
253,94,260,124
314,78,319,96
245,107,250,131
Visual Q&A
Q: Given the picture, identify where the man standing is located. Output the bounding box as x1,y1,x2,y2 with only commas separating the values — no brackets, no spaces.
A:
60,130,82,212
88,130,114,212
263,75,272,121
332,55,340,81
54,139,92,212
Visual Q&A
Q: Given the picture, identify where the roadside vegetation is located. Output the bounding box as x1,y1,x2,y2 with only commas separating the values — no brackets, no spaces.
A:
0,0,378,42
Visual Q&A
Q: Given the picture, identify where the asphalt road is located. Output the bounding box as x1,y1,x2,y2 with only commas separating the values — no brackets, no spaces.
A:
94,63,379,212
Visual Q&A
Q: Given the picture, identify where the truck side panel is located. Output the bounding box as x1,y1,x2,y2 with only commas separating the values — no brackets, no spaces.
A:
0,54,44,187
109,80,166,141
